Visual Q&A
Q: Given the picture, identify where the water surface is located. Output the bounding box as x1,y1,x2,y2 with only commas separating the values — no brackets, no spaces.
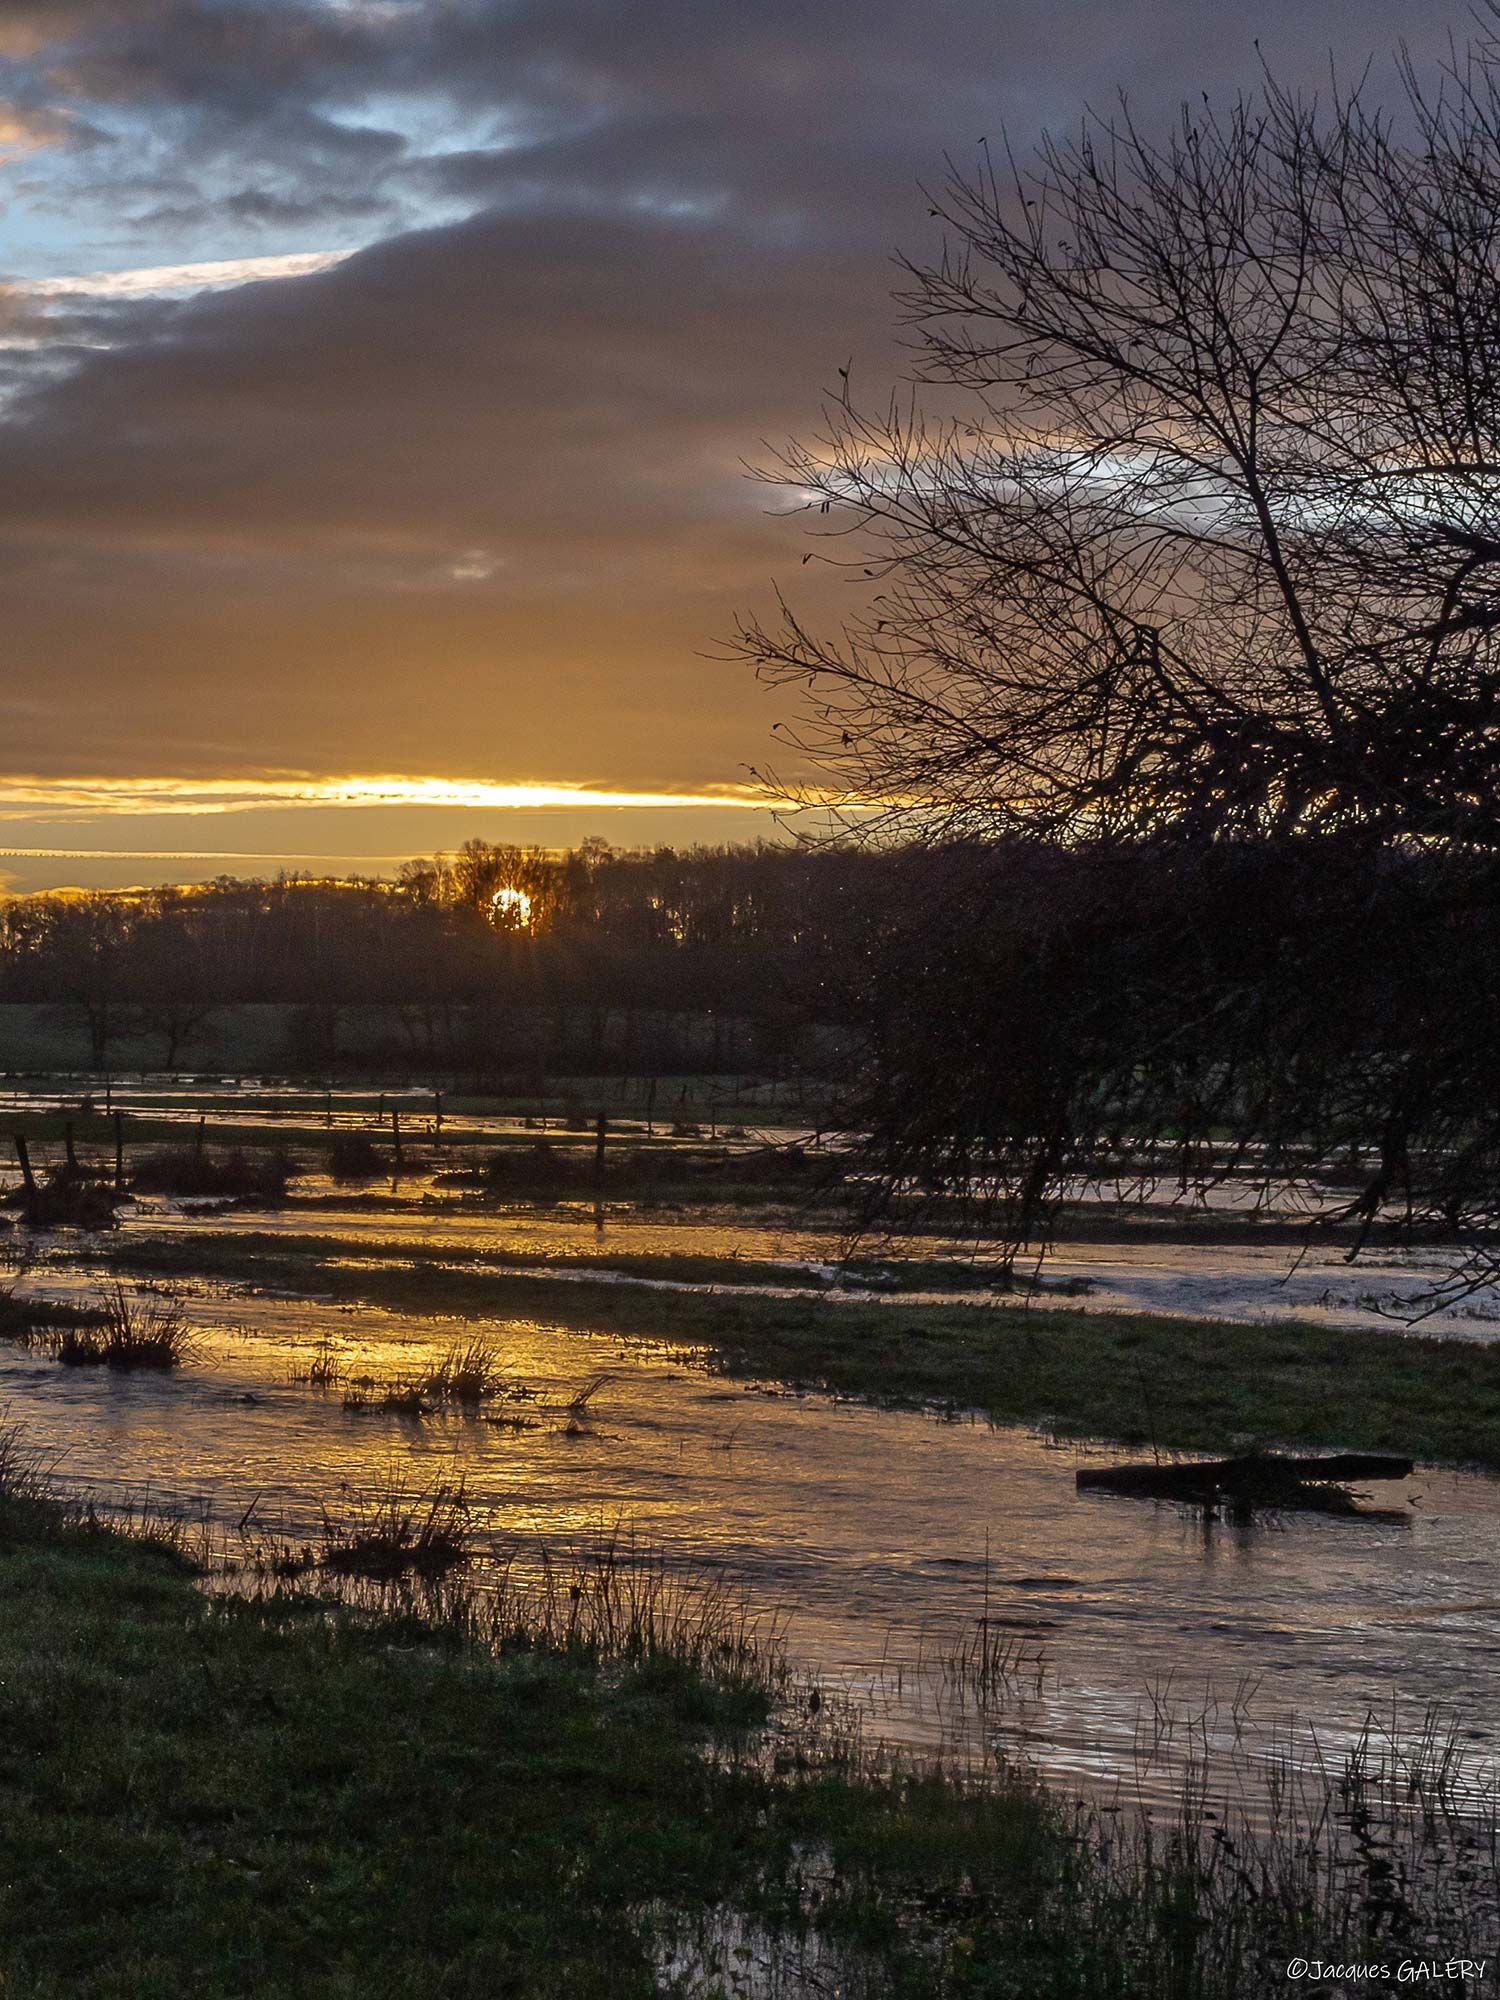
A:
6,1253,1498,1811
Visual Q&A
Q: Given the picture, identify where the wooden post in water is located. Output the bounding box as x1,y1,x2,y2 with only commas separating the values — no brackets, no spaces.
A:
593,1112,608,1223
390,1108,404,1173
645,1075,656,1137
63,1121,78,1176
433,1089,444,1147
195,1113,206,1158
13,1134,35,1196
324,1088,333,1129
113,1111,125,1191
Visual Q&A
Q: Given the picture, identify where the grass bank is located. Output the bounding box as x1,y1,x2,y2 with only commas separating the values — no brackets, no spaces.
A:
99,1229,1500,1467
0,1432,1489,1998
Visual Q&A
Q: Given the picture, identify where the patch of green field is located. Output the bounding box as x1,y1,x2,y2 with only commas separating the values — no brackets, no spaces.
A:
98,1229,1500,1467
0,1521,765,1996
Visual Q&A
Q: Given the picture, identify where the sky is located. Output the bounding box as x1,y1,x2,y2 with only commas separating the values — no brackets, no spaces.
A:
0,0,1478,889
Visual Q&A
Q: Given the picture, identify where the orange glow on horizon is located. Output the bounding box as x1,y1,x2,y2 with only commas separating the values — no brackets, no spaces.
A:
0,773,785,820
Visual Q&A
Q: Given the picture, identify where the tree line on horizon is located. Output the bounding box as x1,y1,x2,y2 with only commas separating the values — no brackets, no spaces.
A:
4,834,1500,1273
0,840,879,1078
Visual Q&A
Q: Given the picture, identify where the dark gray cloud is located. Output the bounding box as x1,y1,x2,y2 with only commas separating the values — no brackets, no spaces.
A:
0,0,1484,807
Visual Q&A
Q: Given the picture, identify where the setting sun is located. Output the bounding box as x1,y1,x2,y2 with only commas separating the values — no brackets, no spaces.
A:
487,884,534,928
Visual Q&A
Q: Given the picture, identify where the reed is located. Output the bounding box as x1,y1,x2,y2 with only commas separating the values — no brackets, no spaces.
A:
419,1336,507,1404
52,1284,197,1370
316,1472,472,1579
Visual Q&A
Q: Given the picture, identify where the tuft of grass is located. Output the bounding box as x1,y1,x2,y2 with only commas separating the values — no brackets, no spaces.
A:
317,1473,472,1579
478,1527,782,1690
340,1379,429,1417
52,1284,197,1371
288,1335,346,1388
0,1407,56,1509
327,1339,511,1418
565,1371,611,1416
419,1336,506,1405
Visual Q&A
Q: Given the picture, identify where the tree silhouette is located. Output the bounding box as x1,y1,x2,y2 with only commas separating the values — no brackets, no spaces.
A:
740,35,1500,852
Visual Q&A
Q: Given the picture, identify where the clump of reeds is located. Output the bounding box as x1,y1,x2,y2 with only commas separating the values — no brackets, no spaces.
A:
323,1338,509,1416
474,1527,783,1687
421,1337,506,1405
342,1379,429,1418
289,1337,346,1389
555,1371,612,1437
942,1617,1049,1704
566,1373,611,1415
130,1145,294,1202
317,1473,472,1579
0,1407,55,1509
327,1133,386,1180
52,1284,197,1371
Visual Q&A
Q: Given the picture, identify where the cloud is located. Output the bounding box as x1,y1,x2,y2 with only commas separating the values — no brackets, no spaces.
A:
0,0,1481,871
0,100,73,158
23,247,353,296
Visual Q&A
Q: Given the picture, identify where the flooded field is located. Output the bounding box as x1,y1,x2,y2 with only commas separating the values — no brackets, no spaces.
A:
0,1072,812,1146
2,1075,1498,1831
5,1189,1500,1819
122,1179,1500,1335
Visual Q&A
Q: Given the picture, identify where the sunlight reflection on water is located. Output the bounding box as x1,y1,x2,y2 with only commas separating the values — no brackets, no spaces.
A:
4,1248,1499,1811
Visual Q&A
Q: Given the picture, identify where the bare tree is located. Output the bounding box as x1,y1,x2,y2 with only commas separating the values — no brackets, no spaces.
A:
733,32,1500,1290
739,34,1500,852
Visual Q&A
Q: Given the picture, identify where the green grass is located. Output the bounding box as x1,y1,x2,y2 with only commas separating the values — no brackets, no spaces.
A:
0,1528,763,1996
99,1228,1500,1467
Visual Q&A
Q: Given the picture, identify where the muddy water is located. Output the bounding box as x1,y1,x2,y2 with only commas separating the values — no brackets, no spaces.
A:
4,1256,1499,1811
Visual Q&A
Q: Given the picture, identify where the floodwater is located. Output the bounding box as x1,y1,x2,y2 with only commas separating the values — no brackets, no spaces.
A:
124,1180,1500,1337
0,1074,809,1146
4,1231,1500,1814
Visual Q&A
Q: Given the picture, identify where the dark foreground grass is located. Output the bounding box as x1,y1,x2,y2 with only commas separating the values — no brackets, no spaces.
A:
0,1501,767,1998
1,1452,1492,2000
106,1229,1500,1468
